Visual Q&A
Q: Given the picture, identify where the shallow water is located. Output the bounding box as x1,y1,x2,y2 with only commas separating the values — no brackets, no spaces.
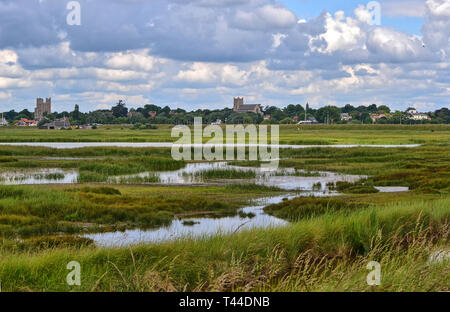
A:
0,142,421,149
0,168,78,185
84,193,333,247
114,162,363,191
374,186,409,192
85,162,362,247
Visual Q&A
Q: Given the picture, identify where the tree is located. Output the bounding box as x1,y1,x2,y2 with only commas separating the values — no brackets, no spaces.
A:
342,104,355,113
280,117,293,124
391,111,405,124
112,100,128,118
378,105,391,114
316,106,341,124
18,109,33,120
72,104,81,121
367,104,378,112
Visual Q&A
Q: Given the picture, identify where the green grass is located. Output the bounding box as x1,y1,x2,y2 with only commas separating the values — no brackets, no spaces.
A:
0,126,448,292
264,196,369,221
0,124,448,145
0,183,287,238
34,173,65,180
185,168,257,180
0,197,447,291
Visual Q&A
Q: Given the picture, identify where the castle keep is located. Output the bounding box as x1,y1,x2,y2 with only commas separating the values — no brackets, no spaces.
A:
34,98,51,121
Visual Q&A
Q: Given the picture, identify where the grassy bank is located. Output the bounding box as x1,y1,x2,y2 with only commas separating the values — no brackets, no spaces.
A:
0,124,448,145
0,184,286,238
0,196,447,291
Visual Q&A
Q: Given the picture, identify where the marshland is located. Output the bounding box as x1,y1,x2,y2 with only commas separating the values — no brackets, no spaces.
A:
0,124,448,292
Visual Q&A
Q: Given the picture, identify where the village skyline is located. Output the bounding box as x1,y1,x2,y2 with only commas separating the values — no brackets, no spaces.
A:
2,96,449,127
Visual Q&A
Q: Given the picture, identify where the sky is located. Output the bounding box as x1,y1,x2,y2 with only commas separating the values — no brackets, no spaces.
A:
0,0,449,113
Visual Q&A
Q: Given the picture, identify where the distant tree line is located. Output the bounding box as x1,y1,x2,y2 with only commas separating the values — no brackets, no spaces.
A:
2,101,449,125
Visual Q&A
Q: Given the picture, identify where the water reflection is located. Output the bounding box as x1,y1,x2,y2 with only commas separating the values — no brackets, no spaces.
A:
0,168,78,185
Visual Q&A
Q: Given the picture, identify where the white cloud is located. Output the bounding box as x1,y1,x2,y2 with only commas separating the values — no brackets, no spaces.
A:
105,50,163,72
313,11,364,53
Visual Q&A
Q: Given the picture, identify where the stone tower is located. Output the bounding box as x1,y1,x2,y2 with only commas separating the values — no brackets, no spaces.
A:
233,97,244,111
34,97,51,121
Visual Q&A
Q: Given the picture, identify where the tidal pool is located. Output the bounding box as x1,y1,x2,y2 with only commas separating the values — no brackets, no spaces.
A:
114,162,363,191
85,162,363,247
83,193,326,247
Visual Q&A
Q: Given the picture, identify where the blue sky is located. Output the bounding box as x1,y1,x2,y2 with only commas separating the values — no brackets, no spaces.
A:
280,0,424,34
0,0,448,113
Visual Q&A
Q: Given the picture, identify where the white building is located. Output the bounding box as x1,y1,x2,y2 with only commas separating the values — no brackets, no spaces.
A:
0,114,8,126
340,113,352,121
406,108,431,121
211,119,222,125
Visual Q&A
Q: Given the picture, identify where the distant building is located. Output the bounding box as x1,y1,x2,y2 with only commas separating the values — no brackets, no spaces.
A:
39,118,70,130
233,97,263,115
127,109,140,118
298,117,318,125
340,113,353,121
370,113,388,122
15,118,36,127
406,108,431,121
34,97,51,121
211,119,222,125
264,114,271,120
0,114,7,126
149,111,157,118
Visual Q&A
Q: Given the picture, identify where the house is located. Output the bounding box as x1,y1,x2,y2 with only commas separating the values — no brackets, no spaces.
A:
406,108,431,121
370,113,388,122
233,97,263,115
293,115,299,122
15,118,36,127
340,113,353,121
264,114,271,120
149,111,157,118
127,109,139,118
211,119,222,125
39,118,71,130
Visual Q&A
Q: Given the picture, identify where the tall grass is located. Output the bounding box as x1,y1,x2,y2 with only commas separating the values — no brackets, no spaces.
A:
0,184,242,237
0,197,447,291
185,168,257,180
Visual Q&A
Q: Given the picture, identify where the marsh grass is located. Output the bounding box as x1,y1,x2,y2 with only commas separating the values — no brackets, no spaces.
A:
114,174,161,184
0,184,268,237
33,173,65,180
0,197,447,291
0,124,448,145
273,170,322,177
264,196,369,221
224,183,283,192
77,157,185,182
185,168,257,180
